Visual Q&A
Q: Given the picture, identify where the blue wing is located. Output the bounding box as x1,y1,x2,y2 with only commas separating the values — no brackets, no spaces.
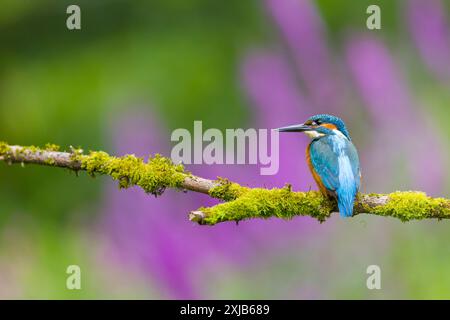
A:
309,135,360,217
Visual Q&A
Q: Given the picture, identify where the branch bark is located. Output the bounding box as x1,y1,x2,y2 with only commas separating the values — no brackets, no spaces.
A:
1,144,217,194
1,142,449,225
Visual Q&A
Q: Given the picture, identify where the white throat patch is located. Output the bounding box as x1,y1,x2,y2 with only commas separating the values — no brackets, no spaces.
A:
304,131,325,139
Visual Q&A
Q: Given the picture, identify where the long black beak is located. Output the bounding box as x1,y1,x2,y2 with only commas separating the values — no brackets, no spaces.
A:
275,123,312,132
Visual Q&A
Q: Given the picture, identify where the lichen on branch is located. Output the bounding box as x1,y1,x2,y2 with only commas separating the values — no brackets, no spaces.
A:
0,141,449,225
356,191,450,221
192,190,450,225
0,141,190,196
208,177,249,201
193,187,335,225
80,151,187,196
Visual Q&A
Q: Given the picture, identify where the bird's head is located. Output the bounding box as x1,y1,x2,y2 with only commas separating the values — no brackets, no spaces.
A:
276,114,351,140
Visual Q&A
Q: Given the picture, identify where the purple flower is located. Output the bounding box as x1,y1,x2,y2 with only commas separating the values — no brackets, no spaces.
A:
102,110,204,298
265,0,343,111
101,102,322,299
241,51,312,190
407,0,450,81
346,36,445,194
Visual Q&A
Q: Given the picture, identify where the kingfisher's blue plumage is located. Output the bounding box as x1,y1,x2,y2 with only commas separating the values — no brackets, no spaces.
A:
277,114,361,218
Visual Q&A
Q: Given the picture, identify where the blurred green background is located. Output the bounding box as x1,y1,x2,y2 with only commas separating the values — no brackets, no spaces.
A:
0,0,449,299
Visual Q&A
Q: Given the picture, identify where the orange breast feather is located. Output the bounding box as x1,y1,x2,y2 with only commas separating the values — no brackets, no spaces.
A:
306,144,328,196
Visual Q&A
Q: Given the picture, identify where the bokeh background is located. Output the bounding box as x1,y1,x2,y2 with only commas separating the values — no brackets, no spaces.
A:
0,0,449,299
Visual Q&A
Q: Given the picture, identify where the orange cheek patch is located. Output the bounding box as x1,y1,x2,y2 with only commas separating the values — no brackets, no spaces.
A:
320,123,337,130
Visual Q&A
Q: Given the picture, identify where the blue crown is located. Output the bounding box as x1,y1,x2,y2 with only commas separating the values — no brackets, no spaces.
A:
308,114,351,140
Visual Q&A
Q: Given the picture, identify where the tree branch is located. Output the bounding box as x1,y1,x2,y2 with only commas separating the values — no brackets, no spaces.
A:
0,142,449,225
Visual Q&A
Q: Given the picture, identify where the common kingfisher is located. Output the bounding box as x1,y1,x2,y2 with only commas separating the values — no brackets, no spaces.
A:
277,114,361,218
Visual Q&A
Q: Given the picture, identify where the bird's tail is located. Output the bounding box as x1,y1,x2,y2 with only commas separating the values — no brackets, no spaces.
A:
337,190,356,218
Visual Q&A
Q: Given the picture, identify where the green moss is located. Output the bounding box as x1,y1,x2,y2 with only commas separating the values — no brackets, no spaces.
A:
198,190,450,225
2,142,189,196
369,191,450,221
80,151,188,196
208,177,249,201
44,143,60,151
69,146,84,163
21,145,40,154
199,187,334,225
0,141,10,155
45,158,56,165
0,142,61,165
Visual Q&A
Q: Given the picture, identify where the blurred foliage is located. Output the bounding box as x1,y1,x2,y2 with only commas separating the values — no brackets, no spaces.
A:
0,0,265,226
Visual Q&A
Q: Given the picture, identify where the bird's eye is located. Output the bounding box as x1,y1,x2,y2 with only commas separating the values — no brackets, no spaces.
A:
310,121,318,126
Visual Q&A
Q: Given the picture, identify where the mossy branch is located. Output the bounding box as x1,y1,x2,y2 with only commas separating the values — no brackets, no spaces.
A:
0,141,449,225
